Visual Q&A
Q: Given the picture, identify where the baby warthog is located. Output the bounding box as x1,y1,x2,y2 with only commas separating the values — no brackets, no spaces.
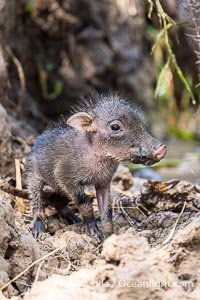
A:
27,94,167,240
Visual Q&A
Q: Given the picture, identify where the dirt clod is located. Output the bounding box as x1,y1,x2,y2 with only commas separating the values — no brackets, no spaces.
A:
1,174,200,299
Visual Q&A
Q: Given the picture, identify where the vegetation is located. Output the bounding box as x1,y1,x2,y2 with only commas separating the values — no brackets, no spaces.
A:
148,0,199,138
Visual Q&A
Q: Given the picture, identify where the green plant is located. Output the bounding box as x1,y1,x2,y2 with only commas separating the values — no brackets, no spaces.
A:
148,0,196,105
24,0,35,13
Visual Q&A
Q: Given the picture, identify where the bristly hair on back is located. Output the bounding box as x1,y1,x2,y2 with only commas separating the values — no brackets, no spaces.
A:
47,91,139,129
45,91,104,129
70,90,135,114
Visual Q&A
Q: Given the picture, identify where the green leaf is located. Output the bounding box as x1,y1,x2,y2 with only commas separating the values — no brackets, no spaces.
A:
24,0,35,13
54,81,63,97
154,58,170,98
151,23,172,53
126,159,182,171
148,0,154,19
169,127,200,142
175,64,196,104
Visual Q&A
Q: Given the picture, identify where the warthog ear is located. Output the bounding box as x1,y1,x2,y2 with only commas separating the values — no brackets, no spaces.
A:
67,112,97,132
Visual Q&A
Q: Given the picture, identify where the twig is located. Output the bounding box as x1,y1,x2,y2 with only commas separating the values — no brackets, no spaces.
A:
150,0,196,104
15,159,22,190
0,244,67,291
92,243,103,253
6,46,26,115
162,201,187,245
53,252,78,271
15,159,25,213
119,200,135,227
0,183,29,198
34,260,45,283
112,196,117,214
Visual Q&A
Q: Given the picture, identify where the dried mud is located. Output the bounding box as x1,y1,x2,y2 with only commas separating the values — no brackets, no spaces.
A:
0,166,200,300
0,1,199,299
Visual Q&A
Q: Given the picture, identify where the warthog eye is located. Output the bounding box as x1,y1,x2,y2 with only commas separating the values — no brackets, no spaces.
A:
110,124,121,131
109,120,124,135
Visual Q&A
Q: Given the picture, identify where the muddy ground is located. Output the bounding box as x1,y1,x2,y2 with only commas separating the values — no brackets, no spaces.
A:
0,161,200,300
0,1,200,299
